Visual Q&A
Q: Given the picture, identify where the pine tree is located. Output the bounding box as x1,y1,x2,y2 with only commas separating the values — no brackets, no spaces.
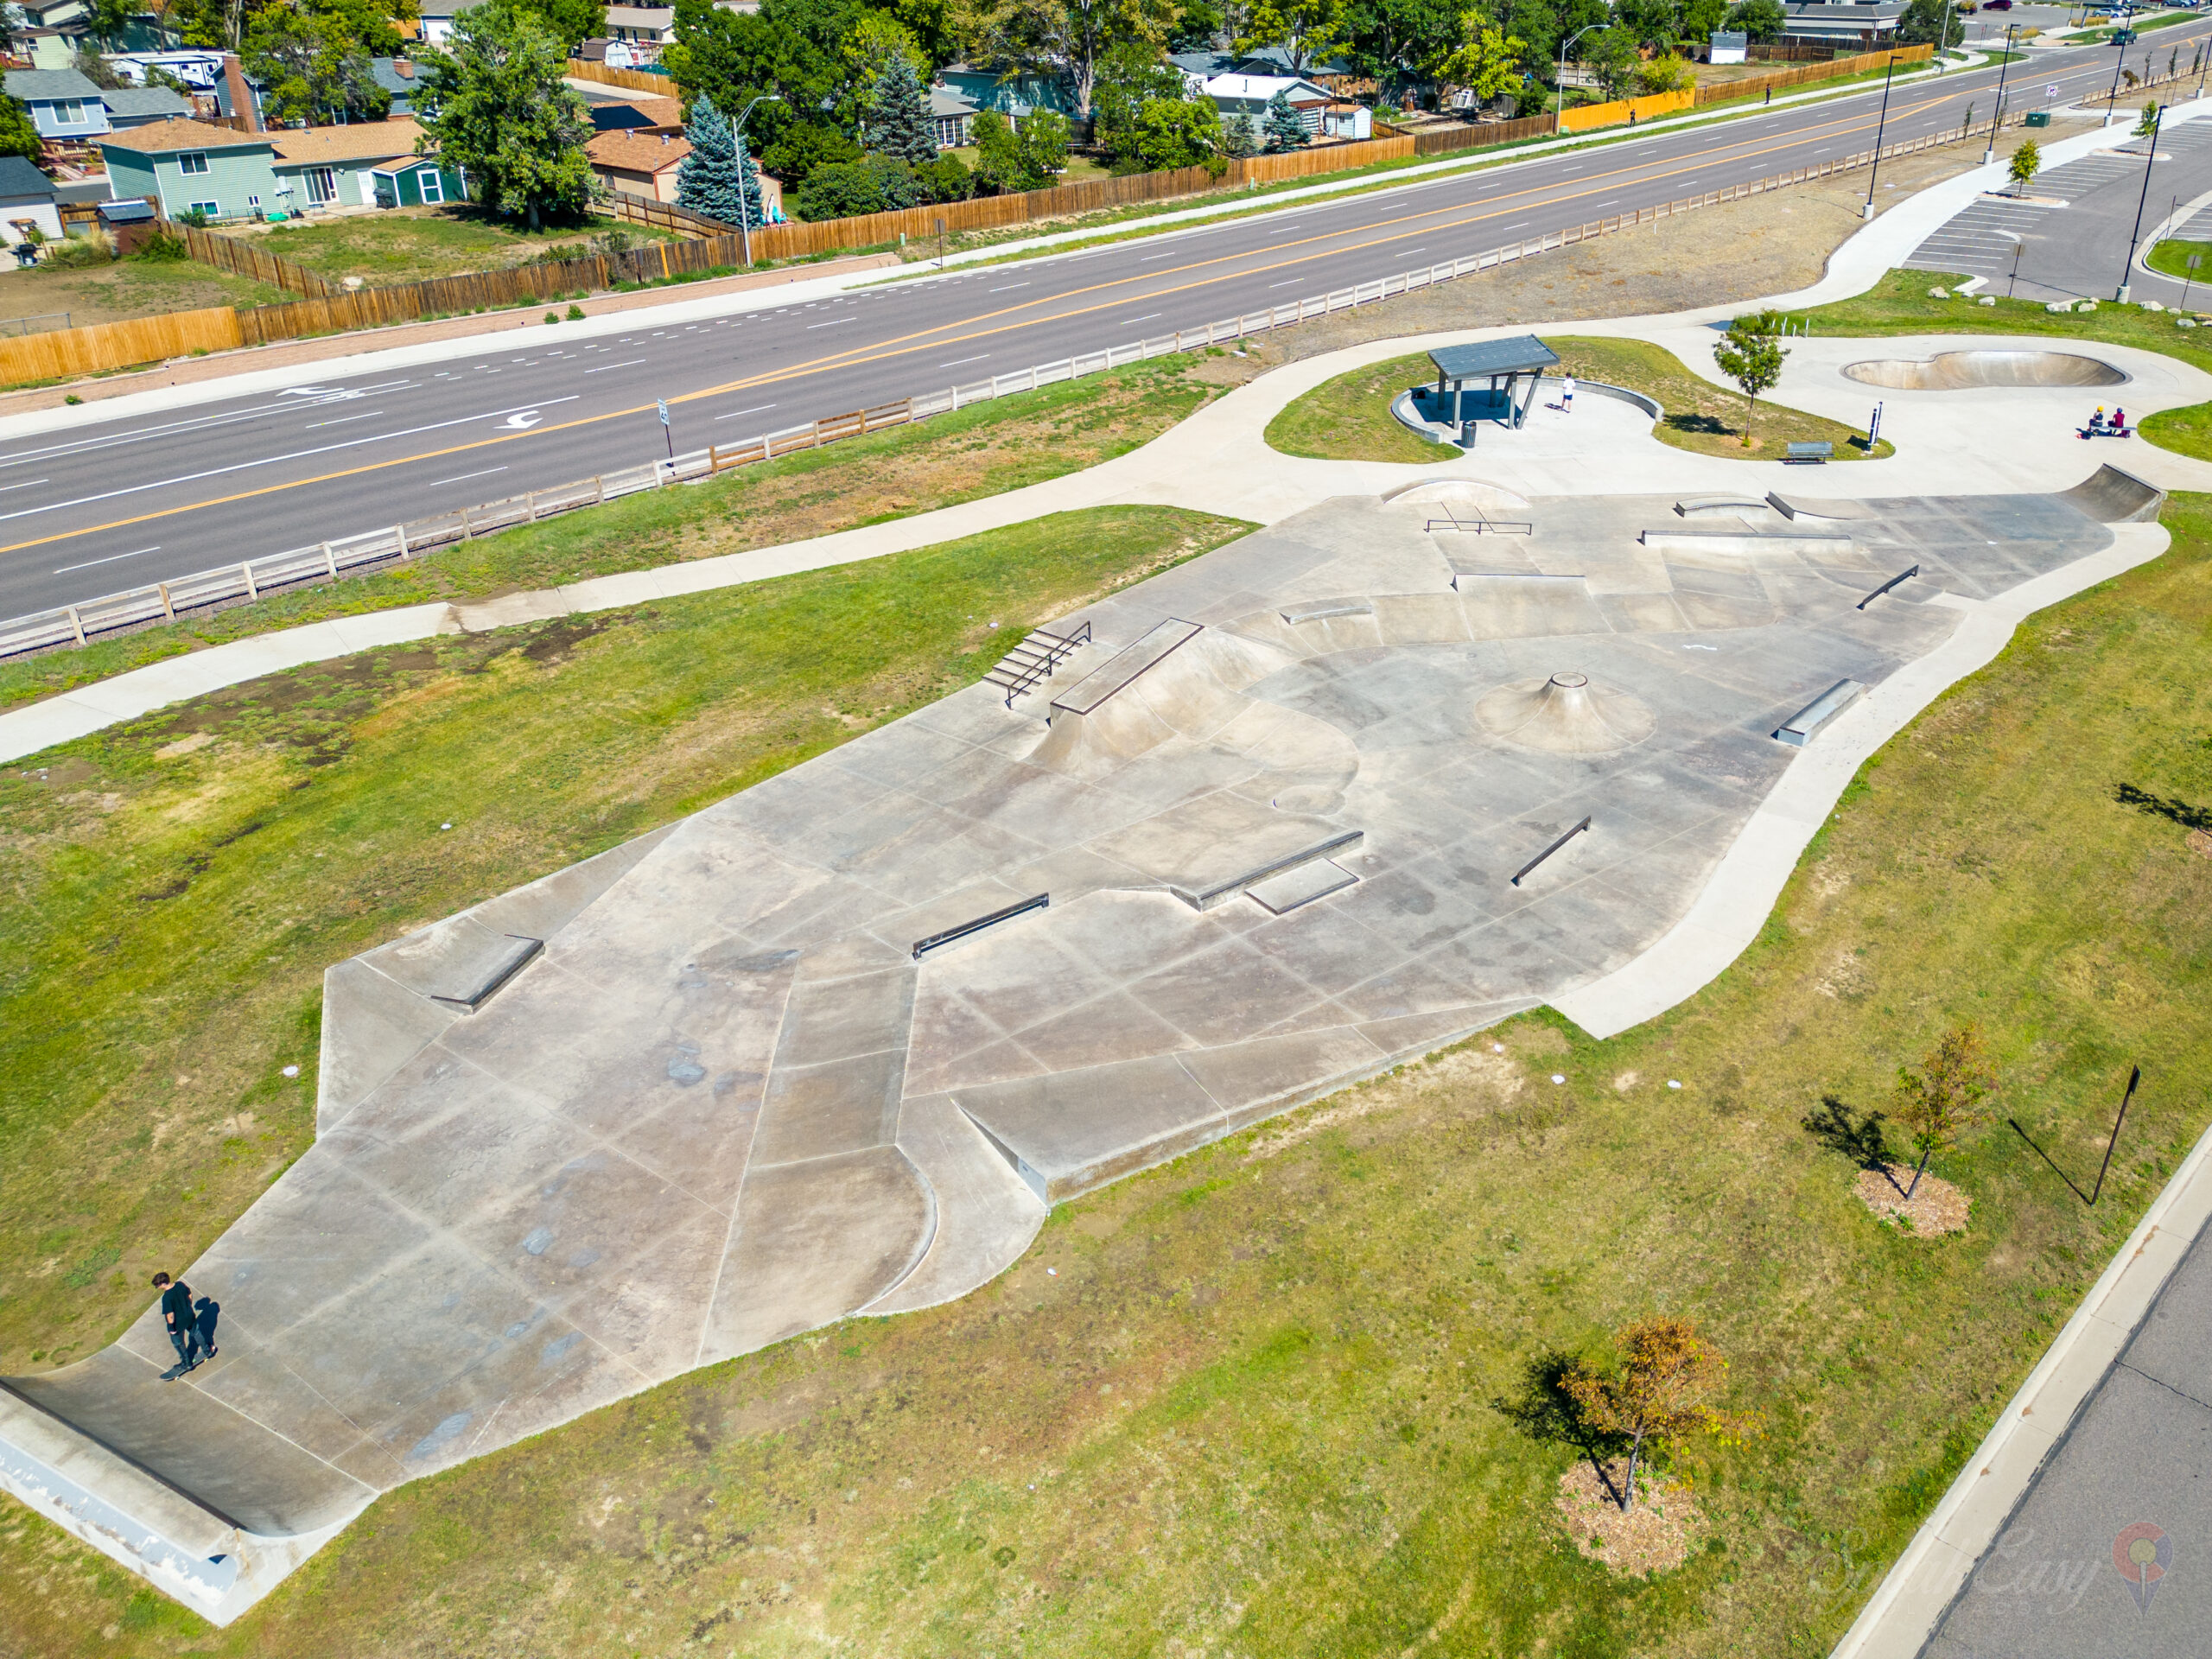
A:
1262,89,1309,153
1223,111,1260,158
869,53,939,169
677,96,762,227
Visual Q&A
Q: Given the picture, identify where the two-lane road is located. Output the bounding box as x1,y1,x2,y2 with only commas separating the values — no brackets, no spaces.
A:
6,29,2206,620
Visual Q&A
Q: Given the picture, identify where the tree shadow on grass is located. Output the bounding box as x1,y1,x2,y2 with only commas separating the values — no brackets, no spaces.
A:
2115,782,2212,832
1663,412,1732,436
1802,1095,1904,1194
1493,1350,1631,1510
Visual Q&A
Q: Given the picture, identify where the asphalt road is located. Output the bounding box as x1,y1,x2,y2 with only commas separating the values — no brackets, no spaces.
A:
7,29,2211,621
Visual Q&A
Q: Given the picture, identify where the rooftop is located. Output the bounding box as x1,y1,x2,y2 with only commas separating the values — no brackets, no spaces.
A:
97,116,270,155
269,118,426,165
2,66,101,100
585,128,692,171
1428,335,1561,380
99,86,192,118
0,154,54,198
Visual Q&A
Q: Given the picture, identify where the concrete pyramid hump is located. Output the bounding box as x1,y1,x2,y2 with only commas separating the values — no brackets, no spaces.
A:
1474,671,1656,754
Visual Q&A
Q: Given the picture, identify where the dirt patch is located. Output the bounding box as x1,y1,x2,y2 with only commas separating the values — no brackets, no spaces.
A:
2190,829,2212,860
1554,1460,1700,1575
1856,1164,1970,1235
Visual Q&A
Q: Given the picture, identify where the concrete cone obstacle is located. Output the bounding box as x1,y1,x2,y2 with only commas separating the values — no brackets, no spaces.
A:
1474,671,1655,753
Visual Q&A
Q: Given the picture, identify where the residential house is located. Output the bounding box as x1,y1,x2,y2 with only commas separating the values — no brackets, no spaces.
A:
585,127,690,202
588,95,683,133
937,63,1077,123
370,154,467,207
99,114,429,218
1780,0,1903,46
604,6,676,55
927,83,977,149
1200,73,1330,135
99,85,194,128
1172,47,1360,91
10,0,178,70
98,118,275,219
3,67,111,141
371,58,423,116
269,118,427,211
1317,99,1372,141
0,154,63,242
418,0,490,46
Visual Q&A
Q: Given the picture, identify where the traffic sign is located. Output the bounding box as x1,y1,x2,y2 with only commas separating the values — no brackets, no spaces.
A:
656,398,671,427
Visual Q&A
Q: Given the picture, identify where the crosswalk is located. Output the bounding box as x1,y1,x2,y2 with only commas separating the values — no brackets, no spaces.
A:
1903,122,2212,299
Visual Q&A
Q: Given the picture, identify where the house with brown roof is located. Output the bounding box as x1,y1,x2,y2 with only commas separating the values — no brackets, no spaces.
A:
98,114,445,219
585,126,690,203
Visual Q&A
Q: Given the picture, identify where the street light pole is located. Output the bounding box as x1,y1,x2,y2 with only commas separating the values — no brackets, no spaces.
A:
1863,53,1900,219
1555,22,1602,134
2105,11,2133,126
2118,101,2161,302
1984,23,2018,163
730,92,780,267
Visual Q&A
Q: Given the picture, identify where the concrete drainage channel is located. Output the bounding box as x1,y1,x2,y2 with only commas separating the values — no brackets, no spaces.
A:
0,108,2043,662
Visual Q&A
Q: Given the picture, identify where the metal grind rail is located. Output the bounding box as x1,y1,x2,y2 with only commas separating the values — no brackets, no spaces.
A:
0,109,2042,661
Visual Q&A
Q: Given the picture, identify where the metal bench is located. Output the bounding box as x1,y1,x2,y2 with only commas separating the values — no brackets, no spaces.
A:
1784,441,1834,464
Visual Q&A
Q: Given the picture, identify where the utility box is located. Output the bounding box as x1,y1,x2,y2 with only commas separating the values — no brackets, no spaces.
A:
2024,110,2051,126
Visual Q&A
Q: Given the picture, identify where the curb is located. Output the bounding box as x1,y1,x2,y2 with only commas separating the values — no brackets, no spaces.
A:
1828,1103,2212,1658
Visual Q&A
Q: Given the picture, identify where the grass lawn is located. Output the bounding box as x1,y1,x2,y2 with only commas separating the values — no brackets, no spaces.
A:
3,481,2208,1655
2145,235,2212,282
248,207,676,287
0,353,1250,713
0,251,289,327
1798,267,2212,458
1265,337,1887,462
0,503,1250,1386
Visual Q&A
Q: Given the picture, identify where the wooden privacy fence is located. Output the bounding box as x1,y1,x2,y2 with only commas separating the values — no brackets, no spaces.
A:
0,306,242,385
606,192,736,237
171,220,340,298
565,59,678,95
0,105,2039,660
1694,42,1935,108
1560,86,1696,133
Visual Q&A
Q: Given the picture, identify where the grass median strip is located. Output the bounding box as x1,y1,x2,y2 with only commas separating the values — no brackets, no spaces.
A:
0,504,1249,1389
1265,335,1886,462
0,353,1253,715
3,486,2209,1653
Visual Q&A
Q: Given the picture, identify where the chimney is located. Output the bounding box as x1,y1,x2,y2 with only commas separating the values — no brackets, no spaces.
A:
222,53,260,133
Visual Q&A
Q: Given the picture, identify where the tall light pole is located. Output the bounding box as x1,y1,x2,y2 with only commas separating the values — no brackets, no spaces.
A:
2105,9,2133,127
2118,100,2161,302
731,92,780,267
1984,22,2018,163
1556,21,1604,134
1863,52,1900,219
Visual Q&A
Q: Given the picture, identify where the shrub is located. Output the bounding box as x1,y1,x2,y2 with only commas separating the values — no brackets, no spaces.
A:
565,302,585,319
918,153,974,204
795,155,924,221
41,229,116,269
134,228,189,262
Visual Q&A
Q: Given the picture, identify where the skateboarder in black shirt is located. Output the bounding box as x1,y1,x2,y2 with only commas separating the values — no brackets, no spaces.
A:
152,1272,204,1377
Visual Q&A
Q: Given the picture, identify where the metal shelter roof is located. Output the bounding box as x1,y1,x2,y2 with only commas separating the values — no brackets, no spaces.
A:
1427,336,1560,380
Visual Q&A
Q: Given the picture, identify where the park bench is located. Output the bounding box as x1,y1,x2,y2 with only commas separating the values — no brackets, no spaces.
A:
1785,441,1833,464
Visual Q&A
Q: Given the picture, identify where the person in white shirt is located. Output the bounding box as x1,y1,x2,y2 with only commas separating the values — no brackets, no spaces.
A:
1561,374,1576,413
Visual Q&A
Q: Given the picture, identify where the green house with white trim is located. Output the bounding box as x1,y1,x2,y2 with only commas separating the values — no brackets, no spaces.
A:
370,156,467,208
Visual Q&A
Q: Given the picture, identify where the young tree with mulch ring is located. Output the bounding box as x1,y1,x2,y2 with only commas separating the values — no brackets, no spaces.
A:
1564,1316,1734,1513
1891,1024,1998,1200
1713,311,1788,449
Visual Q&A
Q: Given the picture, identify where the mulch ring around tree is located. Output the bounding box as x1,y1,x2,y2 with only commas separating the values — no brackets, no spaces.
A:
1554,1460,1700,1576
1856,1163,1970,1235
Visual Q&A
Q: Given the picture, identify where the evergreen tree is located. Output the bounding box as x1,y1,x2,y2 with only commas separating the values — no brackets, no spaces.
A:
1262,88,1309,152
868,51,939,168
678,95,764,226
1223,110,1259,158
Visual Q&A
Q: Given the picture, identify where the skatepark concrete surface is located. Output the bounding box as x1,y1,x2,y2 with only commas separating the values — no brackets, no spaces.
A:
6,147,2212,1615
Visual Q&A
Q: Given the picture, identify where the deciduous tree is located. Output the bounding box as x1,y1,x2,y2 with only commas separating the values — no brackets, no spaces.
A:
0,95,41,163
957,0,1173,118
1723,0,1783,41
2008,137,2041,194
1713,308,1787,446
1135,94,1222,168
1235,0,1347,73
1891,1026,1998,1200
1433,11,1524,107
1563,1317,1735,1512
416,4,596,230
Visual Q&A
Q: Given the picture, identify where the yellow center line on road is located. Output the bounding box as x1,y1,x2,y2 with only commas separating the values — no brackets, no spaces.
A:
0,69,2114,560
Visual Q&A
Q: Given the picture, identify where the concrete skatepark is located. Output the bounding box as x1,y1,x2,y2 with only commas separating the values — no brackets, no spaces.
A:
6,209,2212,1624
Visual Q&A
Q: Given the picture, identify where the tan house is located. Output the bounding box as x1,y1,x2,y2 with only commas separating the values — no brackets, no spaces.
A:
586,127,690,203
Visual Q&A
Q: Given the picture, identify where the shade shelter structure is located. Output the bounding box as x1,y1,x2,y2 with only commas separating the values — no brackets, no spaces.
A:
1426,336,1560,440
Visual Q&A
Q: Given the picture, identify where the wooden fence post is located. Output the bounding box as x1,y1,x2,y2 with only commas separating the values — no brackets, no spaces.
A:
321,542,337,577
244,560,259,599
158,582,174,620
393,524,409,560
67,604,84,645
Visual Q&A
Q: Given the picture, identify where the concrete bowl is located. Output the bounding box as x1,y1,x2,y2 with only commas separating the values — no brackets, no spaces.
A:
1842,350,2128,391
